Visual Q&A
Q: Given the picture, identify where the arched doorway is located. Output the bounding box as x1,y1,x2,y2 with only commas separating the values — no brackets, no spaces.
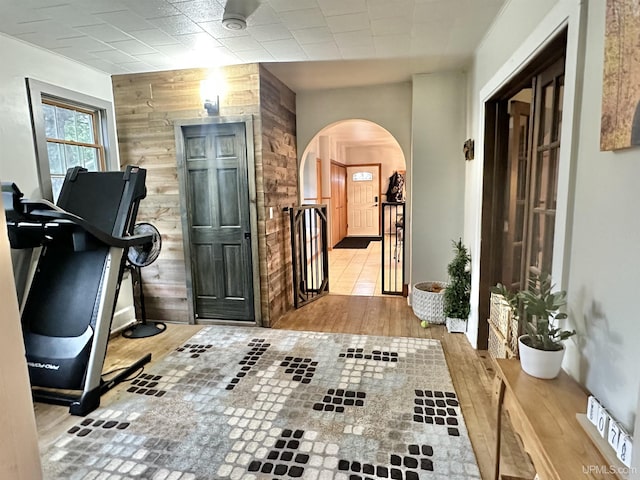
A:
299,119,407,297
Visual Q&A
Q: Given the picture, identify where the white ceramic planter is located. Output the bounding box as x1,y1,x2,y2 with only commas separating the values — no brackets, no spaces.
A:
446,317,466,333
518,335,565,379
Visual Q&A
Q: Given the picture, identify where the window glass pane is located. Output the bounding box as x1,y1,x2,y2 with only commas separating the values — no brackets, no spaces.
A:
352,172,373,182
65,144,81,168
43,104,57,138
55,105,76,140
46,142,65,174
556,80,564,142
540,83,554,145
529,212,543,271
533,150,550,209
511,245,522,284
51,176,65,203
32,84,112,203
79,146,99,170
75,111,94,143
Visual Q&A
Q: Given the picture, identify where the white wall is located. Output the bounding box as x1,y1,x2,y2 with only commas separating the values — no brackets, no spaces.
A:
468,0,640,432
297,83,413,275
411,72,466,285
565,0,640,433
302,151,317,201
297,78,465,287
0,33,116,199
0,212,42,479
297,83,412,215
633,388,640,476
297,83,412,167
0,33,116,474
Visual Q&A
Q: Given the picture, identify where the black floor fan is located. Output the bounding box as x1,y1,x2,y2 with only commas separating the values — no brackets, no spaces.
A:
122,222,166,339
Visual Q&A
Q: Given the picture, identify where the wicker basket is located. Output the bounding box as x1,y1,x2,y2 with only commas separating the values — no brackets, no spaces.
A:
508,316,520,355
412,281,447,324
490,293,511,337
489,322,508,359
489,292,520,357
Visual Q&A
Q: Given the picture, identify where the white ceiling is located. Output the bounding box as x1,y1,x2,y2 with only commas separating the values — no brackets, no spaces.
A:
321,119,401,149
0,0,506,91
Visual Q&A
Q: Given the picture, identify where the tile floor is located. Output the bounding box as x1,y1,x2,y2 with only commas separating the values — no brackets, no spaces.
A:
329,236,403,296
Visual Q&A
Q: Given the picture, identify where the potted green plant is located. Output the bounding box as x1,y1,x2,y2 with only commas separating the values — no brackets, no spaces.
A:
443,239,471,333
492,272,576,379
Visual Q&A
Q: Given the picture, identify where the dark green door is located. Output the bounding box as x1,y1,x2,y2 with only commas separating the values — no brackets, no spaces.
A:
182,122,254,321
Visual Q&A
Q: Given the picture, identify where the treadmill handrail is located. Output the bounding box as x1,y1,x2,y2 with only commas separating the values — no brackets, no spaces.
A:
21,200,153,248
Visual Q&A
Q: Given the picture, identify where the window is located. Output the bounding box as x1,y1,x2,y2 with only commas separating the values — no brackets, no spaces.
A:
352,171,373,182
27,79,118,202
42,101,105,200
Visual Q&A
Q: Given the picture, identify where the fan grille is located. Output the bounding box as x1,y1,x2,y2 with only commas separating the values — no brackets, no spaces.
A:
127,222,161,267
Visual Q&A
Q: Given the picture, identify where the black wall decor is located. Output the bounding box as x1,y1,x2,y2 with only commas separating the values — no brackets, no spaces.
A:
463,139,475,160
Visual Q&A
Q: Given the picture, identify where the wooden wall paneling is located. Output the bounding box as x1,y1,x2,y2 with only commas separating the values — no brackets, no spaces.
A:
258,65,298,326
113,63,298,327
112,65,262,325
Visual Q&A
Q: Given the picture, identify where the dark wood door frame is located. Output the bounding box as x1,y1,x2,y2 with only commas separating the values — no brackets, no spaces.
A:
174,116,262,326
477,30,567,349
479,100,510,350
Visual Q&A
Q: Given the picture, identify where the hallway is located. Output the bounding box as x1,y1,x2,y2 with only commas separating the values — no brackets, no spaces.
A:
329,240,383,296
328,234,403,297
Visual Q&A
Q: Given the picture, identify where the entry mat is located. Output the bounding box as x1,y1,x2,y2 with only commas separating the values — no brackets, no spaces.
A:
42,327,480,480
333,237,381,249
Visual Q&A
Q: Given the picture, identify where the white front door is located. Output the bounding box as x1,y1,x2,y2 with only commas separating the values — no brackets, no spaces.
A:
346,165,380,237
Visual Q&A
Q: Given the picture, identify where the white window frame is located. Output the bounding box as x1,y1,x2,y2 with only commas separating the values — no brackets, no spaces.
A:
26,78,118,201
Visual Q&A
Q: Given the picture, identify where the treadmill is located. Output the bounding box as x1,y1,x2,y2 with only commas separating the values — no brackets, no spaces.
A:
2,165,152,416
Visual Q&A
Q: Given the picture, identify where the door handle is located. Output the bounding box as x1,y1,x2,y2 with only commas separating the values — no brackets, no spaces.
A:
244,232,251,239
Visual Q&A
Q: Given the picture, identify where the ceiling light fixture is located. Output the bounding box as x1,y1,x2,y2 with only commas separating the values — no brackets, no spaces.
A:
222,13,247,31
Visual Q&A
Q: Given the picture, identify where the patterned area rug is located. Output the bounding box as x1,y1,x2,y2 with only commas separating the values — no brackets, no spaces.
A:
42,327,480,480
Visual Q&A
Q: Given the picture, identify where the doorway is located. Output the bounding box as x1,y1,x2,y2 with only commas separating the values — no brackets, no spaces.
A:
479,30,567,347
175,118,260,323
300,120,406,297
346,164,381,237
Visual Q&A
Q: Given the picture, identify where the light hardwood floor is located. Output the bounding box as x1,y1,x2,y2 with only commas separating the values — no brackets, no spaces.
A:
35,296,534,479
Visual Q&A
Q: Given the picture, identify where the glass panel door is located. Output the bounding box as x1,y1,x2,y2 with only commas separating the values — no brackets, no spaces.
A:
524,58,565,288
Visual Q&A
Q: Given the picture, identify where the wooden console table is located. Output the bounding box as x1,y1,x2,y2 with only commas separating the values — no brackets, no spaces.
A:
494,359,615,480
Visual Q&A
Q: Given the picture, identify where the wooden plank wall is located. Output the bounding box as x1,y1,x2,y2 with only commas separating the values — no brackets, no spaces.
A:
258,65,298,325
112,64,297,325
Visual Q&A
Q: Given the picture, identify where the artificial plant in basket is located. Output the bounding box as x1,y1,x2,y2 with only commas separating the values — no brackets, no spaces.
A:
443,239,471,333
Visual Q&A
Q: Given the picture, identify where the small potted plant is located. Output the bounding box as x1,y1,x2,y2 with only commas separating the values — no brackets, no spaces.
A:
443,239,471,333
517,272,575,379
492,272,576,379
